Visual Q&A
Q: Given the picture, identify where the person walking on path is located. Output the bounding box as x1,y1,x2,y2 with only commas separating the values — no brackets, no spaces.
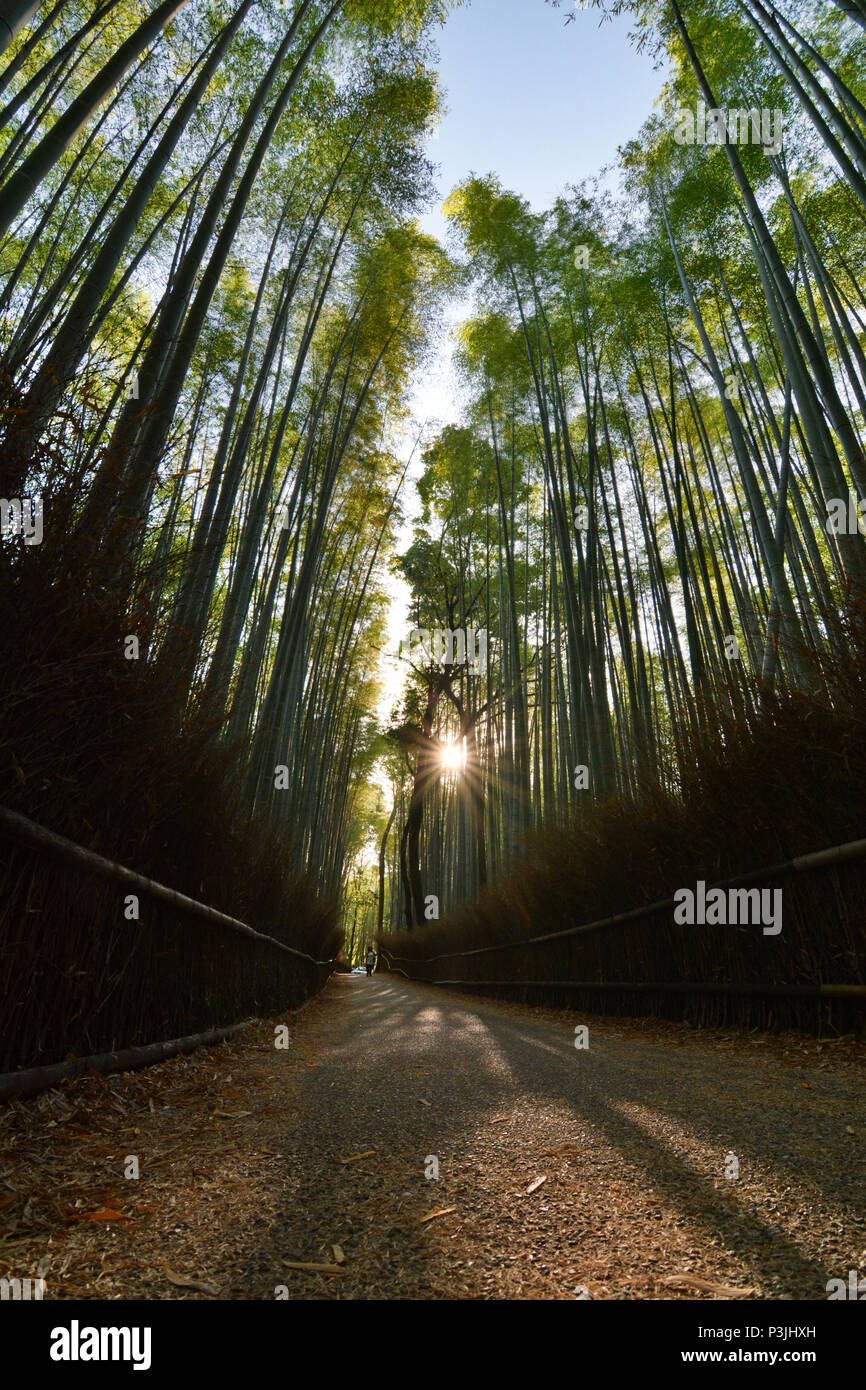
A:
365,947,376,977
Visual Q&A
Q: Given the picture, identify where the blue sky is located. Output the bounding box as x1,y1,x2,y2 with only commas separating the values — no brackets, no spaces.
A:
408,0,668,432
421,0,667,241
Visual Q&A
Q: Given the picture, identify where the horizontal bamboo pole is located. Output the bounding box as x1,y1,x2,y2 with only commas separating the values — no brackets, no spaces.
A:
381,833,866,966
0,804,336,965
412,979,866,1001
0,1021,252,1103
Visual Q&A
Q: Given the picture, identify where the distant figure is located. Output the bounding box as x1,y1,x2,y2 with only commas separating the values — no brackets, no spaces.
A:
365,947,376,977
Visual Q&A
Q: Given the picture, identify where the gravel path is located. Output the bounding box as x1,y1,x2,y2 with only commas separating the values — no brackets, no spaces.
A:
2,974,864,1299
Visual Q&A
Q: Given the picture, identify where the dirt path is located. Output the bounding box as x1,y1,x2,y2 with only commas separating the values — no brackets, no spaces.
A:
1,975,864,1300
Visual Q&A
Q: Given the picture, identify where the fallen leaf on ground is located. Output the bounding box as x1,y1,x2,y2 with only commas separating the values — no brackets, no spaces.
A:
74,1209,131,1223
212,1109,253,1119
283,1261,345,1276
162,1265,219,1296
338,1149,377,1164
661,1274,756,1297
419,1099,431,1107
420,1207,457,1225
332,1244,345,1265
526,1176,547,1195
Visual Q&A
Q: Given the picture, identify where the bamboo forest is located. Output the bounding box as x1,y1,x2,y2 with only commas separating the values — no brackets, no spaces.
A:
1,0,865,1319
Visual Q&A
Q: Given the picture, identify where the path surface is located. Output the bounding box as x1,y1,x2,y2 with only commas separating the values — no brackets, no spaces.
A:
2,975,864,1299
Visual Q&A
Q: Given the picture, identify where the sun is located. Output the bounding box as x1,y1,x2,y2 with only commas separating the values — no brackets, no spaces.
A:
439,741,463,773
